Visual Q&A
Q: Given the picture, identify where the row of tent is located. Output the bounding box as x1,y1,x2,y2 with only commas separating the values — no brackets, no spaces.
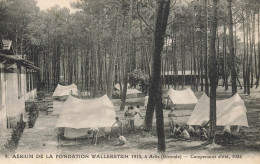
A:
167,88,248,127
52,83,144,100
53,84,248,139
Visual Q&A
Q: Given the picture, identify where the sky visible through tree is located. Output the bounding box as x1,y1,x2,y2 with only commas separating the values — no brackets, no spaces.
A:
36,0,79,12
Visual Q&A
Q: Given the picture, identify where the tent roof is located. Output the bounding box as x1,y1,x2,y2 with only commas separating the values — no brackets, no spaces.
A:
167,88,198,104
126,88,142,94
187,93,248,127
56,94,116,129
114,83,130,90
52,83,78,97
114,83,142,95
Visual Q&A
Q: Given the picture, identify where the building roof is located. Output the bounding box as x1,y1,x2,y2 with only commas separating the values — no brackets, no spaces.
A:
0,53,40,70
163,71,194,75
0,39,39,70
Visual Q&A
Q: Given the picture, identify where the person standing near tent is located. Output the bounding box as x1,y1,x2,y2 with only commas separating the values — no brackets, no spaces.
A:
223,125,232,144
134,105,144,128
112,117,124,135
124,107,131,130
144,95,148,110
168,107,176,135
129,106,137,132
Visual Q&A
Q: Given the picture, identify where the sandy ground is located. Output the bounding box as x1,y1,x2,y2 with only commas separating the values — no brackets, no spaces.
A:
5,86,260,159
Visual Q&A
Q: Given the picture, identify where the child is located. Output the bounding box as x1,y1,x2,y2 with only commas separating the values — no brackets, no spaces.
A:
87,127,99,145
118,134,127,146
129,106,137,132
173,124,181,138
134,105,143,127
124,107,131,130
144,95,149,110
168,107,175,135
187,125,195,138
199,126,208,141
194,125,200,140
112,117,124,135
180,127,190,140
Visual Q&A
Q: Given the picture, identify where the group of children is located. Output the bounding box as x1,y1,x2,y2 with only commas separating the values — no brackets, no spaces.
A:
86,126,127,146
168,106,235,144
168,107,209,140
85,105,144,146
123,105,143,132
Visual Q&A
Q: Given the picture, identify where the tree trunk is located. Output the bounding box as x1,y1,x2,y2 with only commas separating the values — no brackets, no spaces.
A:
227,0,237,95
246,10,250,95
208,0,218,144
242,5,247,93
120,0,133,110
200,37,204,91
257,8,260,88
107,10,118,99
204,0,209,95
144,0,170,152
223,20,228,91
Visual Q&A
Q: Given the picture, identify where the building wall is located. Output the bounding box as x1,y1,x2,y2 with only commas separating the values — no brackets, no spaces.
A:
0,61,38,131
21,66,26,100
0,63,7,135
5,63,25,128
164,75,199,85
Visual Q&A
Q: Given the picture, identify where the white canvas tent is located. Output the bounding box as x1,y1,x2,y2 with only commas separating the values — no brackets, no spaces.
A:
52,83,78,100
187,93,248,127
114,83,144,98
114,83,130,90
56,94,116,138
167,88,198,104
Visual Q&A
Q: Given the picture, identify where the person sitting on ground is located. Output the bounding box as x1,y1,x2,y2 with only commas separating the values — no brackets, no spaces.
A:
112,116,124,135
180,127,191,140
168,107,175,135
129,106,137,132
199,126,208,141
223,125,232,144
194,126,200,140
87,127,100,146
173,124,181,138
117,134,127,146
187,125,195,138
